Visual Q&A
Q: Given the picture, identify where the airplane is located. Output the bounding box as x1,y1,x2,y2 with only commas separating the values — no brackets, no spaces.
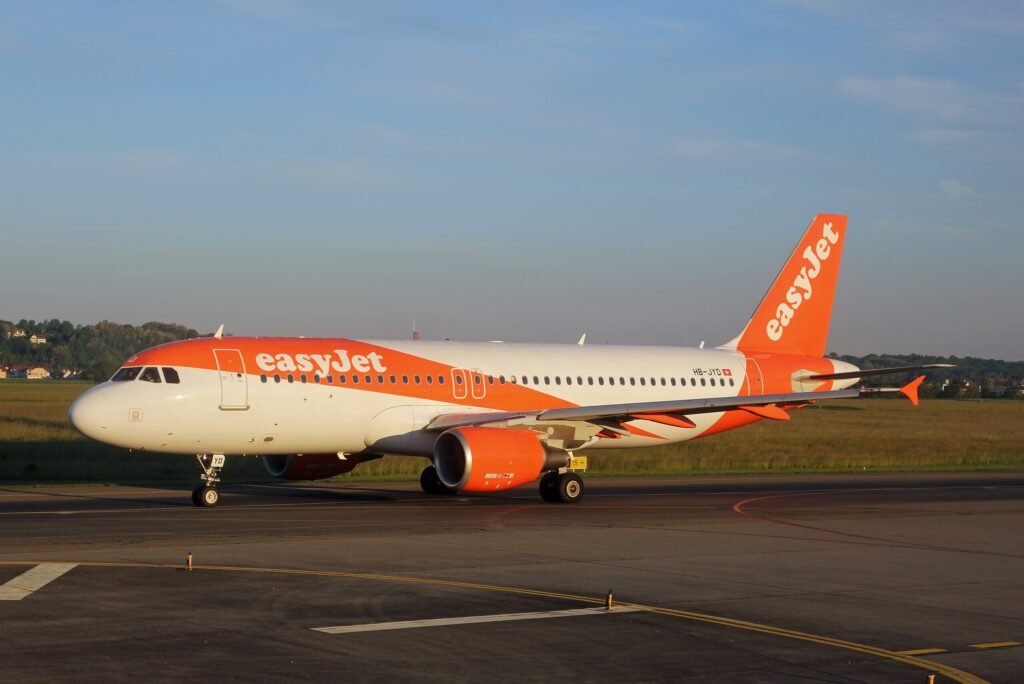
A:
68,214,950,507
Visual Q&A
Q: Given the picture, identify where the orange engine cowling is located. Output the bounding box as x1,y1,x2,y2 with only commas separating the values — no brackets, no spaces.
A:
434,427,559,493
262,453,360,481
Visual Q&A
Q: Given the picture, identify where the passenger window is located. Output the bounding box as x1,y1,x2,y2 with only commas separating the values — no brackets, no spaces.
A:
287,374,294,383
640,377,646,386
328,375,335,384
314,374,321,384
700,378,706,386
414,375,421,384
598,377,604,386
487,376,493,385
111,367,142,382
660,378,666,386
499,375,506,384
533,376,539,385
523,376,529,385
630,378,636,386
690,378,696,386
402,375,409,384
609,377,615,386
438,376,445,385
729,378,735,386
474,375,481,385
260,374,268,383
389,374,396,384
426,376,433,385
456,375,463,385
140,367,161,383
588,377,594,385
565,377,571,385
555,376,561,385
577,376,583,385
274,374,281,383
162,367,180,384
352,375,359,384
619,377,625,385
300,374,307,383
670,378,676,386
367,375,374,384
377,374,384,384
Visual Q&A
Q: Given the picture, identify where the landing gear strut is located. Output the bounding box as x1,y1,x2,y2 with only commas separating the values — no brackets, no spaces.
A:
420,465,456,495
191,454,225,507
539,470,585,503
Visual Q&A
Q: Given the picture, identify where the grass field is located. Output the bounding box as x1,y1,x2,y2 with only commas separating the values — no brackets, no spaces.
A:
1,381,1022,484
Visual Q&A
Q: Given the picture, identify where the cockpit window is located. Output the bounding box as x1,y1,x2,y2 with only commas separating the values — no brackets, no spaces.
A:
162,367,180,384
139,367,162,383
111,367,142,382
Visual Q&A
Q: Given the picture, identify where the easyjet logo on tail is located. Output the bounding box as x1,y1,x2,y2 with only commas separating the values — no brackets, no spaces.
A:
255,350,387,375
766,221,841,342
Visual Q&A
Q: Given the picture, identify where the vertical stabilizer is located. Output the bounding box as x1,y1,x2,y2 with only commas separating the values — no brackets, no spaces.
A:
723,214,847,357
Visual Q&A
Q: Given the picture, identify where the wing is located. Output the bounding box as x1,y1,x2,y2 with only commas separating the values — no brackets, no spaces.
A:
425,375,927,441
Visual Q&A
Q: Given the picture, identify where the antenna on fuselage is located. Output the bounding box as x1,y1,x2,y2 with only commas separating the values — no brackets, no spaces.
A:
214,324,224,339
412,321,420,341
699,340,705,349
577,333,587,345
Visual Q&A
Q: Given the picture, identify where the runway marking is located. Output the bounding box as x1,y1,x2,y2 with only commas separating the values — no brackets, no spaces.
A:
731,492,1024,559
0,563,77,601
312,606,642,634
969,641,1020,650
0,560,989,684
896,648,947,655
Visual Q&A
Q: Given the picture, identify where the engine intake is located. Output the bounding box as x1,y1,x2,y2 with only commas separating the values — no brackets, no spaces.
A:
262,453,360,481
434,427,567,493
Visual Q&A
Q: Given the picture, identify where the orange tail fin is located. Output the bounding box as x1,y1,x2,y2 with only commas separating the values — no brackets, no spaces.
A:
724,214,847,357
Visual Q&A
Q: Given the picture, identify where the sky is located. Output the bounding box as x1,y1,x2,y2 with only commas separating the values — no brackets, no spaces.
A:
2,1,1022,359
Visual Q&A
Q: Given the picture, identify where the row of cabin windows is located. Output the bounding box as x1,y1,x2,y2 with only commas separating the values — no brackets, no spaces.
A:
110,366,181,384
258,372,735,389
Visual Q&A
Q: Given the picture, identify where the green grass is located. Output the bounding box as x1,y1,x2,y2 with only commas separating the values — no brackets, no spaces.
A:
1,381,1022,484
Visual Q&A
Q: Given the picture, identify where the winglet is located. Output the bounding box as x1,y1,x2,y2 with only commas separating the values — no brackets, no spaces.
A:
900,376,926,407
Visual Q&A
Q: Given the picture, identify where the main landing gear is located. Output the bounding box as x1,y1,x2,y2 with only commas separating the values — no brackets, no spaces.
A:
539,470,585,504
419,465,456,495
192,454,226,507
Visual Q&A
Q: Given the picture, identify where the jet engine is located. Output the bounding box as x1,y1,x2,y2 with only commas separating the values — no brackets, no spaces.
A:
262,453,360,481
433,427,567,493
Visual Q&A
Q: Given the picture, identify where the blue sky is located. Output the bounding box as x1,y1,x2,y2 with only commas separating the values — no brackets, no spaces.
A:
3,1,1022,359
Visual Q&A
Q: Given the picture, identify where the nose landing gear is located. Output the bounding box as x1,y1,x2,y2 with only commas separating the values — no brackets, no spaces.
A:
191,454,226,507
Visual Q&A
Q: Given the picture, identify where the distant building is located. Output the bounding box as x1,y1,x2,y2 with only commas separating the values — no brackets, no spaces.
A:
11,328,26,338
29,334,47,345
5,365,51,379
0,368,7,379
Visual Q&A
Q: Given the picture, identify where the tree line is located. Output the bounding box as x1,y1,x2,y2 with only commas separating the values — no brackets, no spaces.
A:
1,318,1022,395
1,319,201,381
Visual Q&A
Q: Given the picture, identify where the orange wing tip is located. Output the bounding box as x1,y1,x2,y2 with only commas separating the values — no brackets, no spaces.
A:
900,376,926,407
740,405,791,421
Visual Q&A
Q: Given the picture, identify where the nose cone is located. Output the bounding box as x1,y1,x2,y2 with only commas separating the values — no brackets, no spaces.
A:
68,390,111,442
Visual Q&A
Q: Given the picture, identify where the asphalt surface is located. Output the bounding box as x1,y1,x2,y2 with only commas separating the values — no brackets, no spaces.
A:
1,472,1022,683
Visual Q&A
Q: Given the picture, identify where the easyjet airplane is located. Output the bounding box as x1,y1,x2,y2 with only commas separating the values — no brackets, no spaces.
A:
69,214,947,507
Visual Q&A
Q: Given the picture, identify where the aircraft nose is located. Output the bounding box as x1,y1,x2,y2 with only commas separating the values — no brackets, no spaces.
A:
68,390,111,441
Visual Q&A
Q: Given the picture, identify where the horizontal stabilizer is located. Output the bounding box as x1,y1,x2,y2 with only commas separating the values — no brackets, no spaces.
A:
803,364,953,381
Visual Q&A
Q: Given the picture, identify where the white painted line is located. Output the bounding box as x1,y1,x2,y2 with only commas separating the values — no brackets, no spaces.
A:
312,606,643,634
0,563,78,601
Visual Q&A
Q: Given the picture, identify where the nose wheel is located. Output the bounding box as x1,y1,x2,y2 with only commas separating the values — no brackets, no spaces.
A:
192,454,226,507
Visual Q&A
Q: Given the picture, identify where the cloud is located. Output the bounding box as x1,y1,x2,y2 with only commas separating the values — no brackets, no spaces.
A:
937,179,975,199
841,76,1013,124
910,129,987,145
667,134,806,161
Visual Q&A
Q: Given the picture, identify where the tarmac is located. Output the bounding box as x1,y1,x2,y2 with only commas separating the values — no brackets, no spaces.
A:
1,472,1021,683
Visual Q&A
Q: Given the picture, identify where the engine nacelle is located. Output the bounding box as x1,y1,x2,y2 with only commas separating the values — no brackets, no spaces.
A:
262,453,360,481
433,427,565,493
